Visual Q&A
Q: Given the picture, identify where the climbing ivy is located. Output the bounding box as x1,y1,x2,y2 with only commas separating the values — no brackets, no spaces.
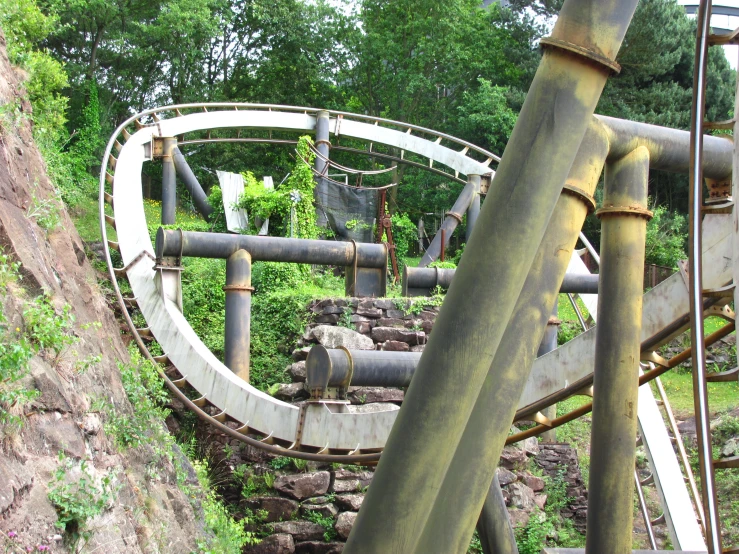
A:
236,136,319,239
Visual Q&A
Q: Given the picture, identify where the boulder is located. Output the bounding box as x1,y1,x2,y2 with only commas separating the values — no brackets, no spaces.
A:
275,383,309,402
499,445,528,470
300,502,338,519
244,497,299,523
356,307,382,318
274,472,331,500
373,299,396,310
335,494,364,512
314,314,340,324
409,345,425,352
376,318,406,328
346,403,400,414
311,326,375,350
245,533,295,553
371,327,425,345
348,387,404,404
534,494,547,510
354,321,371,335
289,361,307,383
496,467,517,487
332,470,373,493
507,509,531,529
385,309,406,319
508,482,537,511
522,436,540,457
380,340,409,352
521,473,545,492
292,347,312,362
722,437,739,457
321,305,345,315
271,521,325,542
334,511,357,540
294,541,344,554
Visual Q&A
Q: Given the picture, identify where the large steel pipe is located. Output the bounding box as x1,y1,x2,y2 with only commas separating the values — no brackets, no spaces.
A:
466,174,481,243
224,250,252,382
596,115,733,179
306,346,421,395
172,146,214,220
418,174,479,267
410,121,611,554
476,474,519,554
345,0,637,548
314,110,330,227
539,304,560,443
403,266,599,296
586,147,650,553
161,137,177,225
156,228,387,267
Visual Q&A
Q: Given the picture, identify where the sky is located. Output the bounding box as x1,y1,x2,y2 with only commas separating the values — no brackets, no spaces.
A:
677,1,739,68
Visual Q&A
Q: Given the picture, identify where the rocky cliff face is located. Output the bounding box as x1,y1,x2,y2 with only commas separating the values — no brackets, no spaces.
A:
0,33,204,553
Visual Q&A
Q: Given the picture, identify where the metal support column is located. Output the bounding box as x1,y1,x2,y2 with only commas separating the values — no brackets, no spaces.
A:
466,174,481,243
409,121,609,554
172,146,214,220
539,303,560,443
419,174,478,267
314,110,330,227
346,0,637,542
586,146,651,554
161,137,177,225
476,474,519,554
224,249,252,382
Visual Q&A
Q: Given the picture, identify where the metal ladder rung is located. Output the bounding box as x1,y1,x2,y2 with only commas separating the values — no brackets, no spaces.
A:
104,215,116,230
649,513,666,526
640,473,654,486
171,377,187,388
713,455,739,469
153,354,169,365
136,327,153,338
104,192,114,207
107,240,120,252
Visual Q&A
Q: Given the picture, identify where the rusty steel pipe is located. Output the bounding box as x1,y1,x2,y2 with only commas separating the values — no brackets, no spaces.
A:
156,228,387,268
476,473,519,554
595,115,732,180
586,146,651,554
161,137,177,225
346,0,638,545
306,346,421,394
410,121,610,554
418,174,478,267
466,174,482,243
403,266,599,296
224,250,252,382
314,110,330,227
172,146,214,220
539,303,560,443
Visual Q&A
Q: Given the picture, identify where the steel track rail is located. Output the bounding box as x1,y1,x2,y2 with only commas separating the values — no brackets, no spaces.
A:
99,104,736,464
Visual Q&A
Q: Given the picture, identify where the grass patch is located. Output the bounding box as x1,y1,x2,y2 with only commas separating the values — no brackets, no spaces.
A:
655,372,739,418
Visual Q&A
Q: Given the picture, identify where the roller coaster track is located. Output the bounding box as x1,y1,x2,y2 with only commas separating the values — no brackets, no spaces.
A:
98,104,734,485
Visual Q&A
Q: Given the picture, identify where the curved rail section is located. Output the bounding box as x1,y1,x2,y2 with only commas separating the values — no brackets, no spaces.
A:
100,104,734,462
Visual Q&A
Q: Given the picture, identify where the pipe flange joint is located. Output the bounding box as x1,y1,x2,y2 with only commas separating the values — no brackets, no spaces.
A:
547,317,562,326
337,346,354,389
540,37,621,74
562,183,597,213
222,284,255,292
444,211,463,224
315,139,332,148
595,205,653,220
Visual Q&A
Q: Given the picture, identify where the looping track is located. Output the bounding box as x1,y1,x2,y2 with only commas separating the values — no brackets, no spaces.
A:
99,103,734,463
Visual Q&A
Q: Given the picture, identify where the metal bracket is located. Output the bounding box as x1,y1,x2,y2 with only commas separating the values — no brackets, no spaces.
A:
540,36,621,74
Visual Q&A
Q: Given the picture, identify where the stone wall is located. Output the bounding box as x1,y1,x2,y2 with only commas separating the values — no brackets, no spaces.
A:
183,297,590,552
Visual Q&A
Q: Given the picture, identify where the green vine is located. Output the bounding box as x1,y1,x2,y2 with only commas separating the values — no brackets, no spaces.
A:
236,136,320,239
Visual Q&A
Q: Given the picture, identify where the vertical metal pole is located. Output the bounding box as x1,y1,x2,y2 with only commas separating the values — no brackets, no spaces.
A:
586,146,651,554
539,302,559,443
466,174,481,243
161,137,177,225
475,474,519,554
688,2,722,552
314,110,330,228
224,249,252,382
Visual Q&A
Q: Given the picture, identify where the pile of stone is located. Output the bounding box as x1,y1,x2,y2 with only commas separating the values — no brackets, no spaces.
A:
240,438,589,553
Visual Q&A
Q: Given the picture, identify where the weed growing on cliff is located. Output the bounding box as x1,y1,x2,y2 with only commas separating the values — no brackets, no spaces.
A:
26,189,61,230
47,454,119,550
193,460,259,552
22,293,76,365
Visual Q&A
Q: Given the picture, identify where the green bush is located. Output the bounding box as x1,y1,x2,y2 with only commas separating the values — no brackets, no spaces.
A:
645,204,687,269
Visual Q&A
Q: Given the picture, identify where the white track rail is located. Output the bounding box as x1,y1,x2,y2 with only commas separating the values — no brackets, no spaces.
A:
100,104,733,460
